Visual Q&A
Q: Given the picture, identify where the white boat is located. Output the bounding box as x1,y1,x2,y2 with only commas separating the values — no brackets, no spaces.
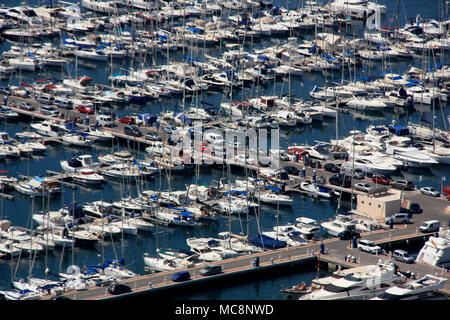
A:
109,217,138,236
294,218,321,241
60,154,99,173
62,133,93,147
122,216,154,232
300,260,406,300
254,189,294,206
384,139,438,168
98,150,134,165
321,214,357,237
300,181,333,199
186,237,223,262
71,169,105,186
103,259,137,280
371,274,448,300
217,232,263,254
346,95,387,111
83,201,113,218
416,229,450,268
217,195,259,214
13,176,61,197
30,120,68,137
83,126,114,142
85,220,121,238
327,0,386,18
101,163,154,180
154,209,197,227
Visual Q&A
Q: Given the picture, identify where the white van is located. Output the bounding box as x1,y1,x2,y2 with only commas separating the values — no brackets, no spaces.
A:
96,114,114,127
419,220,440,233
36,93,54,105
205,132,224,145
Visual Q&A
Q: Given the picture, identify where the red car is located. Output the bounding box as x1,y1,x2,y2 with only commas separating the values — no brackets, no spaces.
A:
193,143,211,153
372,174,390,185
119,116,136,125
77,105,95,114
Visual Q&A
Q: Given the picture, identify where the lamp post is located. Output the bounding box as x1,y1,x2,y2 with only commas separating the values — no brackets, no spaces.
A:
441,176,446,196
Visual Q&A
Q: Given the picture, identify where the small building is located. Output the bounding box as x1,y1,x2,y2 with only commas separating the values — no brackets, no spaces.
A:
355,189,402,221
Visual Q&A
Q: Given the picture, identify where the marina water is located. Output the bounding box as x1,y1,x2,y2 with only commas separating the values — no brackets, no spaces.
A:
0,0,448,299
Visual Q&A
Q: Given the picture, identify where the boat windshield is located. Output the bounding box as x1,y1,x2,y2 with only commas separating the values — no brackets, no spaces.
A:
377,292,406,300
323,284,355,293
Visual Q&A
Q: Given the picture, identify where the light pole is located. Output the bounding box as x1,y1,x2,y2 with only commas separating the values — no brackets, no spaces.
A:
441,176,446,196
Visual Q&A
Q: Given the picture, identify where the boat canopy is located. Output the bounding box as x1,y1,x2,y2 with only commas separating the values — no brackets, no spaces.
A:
264,185,281,192
388,125,409,136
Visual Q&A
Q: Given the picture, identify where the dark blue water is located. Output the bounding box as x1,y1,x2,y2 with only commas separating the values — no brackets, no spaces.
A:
0,0,448,299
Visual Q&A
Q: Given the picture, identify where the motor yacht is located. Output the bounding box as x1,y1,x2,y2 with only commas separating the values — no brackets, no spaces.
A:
300,260,406,300
71,169,105,186
321,214,357,237
416,229,450,268
371,274,448,300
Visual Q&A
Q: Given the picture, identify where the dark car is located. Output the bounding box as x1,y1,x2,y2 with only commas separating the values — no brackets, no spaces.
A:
283,165,300,176
0,87,11,96
124,125,143,137
324,163,340,173
145,131,162,141
108,283,132,295
408,203,422,214
391,180,414,191
50,295,72,300
199,265,222,276
171,271,191,282
372,174,390,185
329,174,352,188
338,230,361,240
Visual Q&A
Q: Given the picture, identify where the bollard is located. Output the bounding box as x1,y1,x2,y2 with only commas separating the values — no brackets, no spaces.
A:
148,282,152,289
311,250,315,256
351,256,356,263
270,258,274,265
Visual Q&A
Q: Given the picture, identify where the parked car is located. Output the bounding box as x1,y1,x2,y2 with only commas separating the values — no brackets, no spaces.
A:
371,174,390,185
407,203,423,214
145,131,162,141
354,182,372,193
119,116,136,125
54,98,73,109
108,283,132,295
391,180,414,191
199,265,222,276
0,87,11,96
163,125,176,135
19,102,35,111
329,174,352,188
171,271,191,282
77,105,95,114
96,114,115,127
392,249,415,264
342,168,365,179
418,220,440,233
124,125,143,137
357,239,382,254
384,213,410,225
40,105,59,117
283,165,300,176
324,163,340,173
338,230,360,240
419,186,440,197
36,94,54,104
